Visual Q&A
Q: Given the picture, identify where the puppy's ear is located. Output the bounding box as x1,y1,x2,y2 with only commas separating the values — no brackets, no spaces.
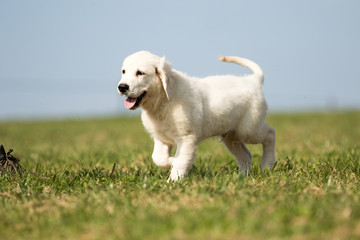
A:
156,56,174,100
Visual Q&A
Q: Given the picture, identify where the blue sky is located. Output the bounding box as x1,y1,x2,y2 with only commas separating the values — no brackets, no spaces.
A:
1,0,359,119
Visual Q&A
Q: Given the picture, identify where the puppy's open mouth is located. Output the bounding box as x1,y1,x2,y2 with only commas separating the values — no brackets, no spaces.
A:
124,92,146,110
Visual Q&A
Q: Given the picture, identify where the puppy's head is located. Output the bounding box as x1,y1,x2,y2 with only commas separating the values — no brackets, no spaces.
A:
117,51,173,110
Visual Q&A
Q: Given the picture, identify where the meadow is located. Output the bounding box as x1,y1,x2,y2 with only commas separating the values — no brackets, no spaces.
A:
0,112,359,239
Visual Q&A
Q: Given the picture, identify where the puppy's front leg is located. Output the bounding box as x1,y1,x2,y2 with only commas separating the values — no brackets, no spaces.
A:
169,136,197,182
152,138,172,170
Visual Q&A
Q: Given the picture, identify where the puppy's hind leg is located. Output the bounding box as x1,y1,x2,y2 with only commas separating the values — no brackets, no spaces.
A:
259,124,276,171
222,131,252,176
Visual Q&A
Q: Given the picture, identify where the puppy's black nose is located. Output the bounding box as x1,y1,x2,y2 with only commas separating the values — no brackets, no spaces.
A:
118,83,129,93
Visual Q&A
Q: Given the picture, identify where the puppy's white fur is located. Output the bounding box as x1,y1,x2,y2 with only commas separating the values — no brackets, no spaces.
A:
118,51,275,181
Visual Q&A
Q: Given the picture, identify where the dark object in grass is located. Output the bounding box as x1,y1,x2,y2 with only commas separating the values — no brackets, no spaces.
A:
0,144,27,175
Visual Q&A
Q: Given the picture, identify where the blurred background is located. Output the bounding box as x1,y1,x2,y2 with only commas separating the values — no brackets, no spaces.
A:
1,0,359,120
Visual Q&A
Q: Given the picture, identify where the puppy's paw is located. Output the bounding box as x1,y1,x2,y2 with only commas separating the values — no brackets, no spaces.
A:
152,155,173,170
168,167,187,182
238,168,251,177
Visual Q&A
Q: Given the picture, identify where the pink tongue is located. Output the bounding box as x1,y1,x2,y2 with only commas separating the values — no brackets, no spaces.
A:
124,97,137,109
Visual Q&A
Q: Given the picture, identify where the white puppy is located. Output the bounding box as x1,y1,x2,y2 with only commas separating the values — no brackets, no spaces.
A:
117,51,275,181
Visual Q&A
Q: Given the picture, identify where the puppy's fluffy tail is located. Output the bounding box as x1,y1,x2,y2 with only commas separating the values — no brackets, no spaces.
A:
218,56,264,85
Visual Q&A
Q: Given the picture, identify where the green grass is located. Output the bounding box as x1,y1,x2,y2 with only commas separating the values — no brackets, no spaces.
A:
0,112,360,239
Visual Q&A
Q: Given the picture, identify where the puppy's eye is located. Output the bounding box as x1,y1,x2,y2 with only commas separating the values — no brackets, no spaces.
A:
122,70,125,74
136,70,145,76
